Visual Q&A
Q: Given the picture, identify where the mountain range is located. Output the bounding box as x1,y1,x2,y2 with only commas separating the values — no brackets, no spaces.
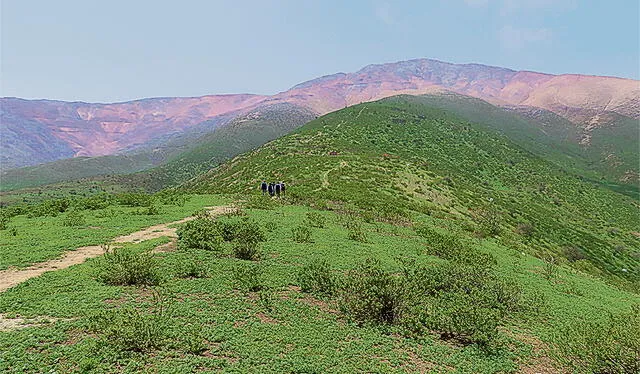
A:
1,58,638,189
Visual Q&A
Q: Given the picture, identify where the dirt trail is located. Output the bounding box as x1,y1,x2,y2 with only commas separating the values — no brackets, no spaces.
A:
0,205,234,293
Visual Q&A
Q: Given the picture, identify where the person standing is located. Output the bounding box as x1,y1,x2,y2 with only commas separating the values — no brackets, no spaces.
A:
275,182,281,198
281,182,286,197
268,182,275,197
260,180,267,195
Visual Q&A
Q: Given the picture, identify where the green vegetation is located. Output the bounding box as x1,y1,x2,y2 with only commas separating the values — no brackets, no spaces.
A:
188,96,639,288
0,96,638,373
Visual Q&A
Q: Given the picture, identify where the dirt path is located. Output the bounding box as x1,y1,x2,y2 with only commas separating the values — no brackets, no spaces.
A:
0,205,234,293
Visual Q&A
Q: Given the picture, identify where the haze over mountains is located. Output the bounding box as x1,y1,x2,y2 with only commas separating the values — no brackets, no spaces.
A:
1,58,638,186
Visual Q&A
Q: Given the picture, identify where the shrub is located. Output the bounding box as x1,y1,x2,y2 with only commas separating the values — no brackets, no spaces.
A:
516,222,535,240
27,198,70,218
0,214,8,230
62,210,86,227
401,260,522,346
306,211,326,228
216,217,266,244
116,192,152,207
554,305,640,374
135,204,161,216
176,257,208,279
298,259,336,296
233,241,261,260
177,218,223,251
475,206,501,237
339,259,404,325
347,221,368,243
563,245,587,262
415,225,466,261
292,224,313,243
89,293,167,352
77,193,112,210
95,245,161,286
233,262,264,292
542,256,559,282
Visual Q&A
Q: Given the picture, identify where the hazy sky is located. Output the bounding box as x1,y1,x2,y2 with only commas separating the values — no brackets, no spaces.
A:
1,0,638,103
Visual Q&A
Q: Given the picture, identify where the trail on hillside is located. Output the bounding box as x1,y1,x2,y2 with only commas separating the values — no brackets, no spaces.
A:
0,205,234,293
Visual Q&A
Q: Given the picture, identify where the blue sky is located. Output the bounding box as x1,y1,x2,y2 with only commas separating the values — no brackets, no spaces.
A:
1,0,638,102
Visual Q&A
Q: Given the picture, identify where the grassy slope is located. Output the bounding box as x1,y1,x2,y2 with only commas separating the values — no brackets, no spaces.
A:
187,96,639,285
0,204,637,373
0,194,228,270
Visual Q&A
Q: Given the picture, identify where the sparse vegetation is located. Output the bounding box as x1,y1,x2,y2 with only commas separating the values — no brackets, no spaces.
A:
95,244,161,286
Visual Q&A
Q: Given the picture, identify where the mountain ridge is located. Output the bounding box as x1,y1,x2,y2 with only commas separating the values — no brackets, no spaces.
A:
2,58,638,171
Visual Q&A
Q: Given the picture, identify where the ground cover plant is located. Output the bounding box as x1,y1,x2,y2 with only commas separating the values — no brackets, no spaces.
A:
1,97,638,373
1,203,637,373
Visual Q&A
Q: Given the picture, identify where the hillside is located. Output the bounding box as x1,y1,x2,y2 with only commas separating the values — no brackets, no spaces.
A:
0,103,314,191
187,96,640,286
2,58,637,174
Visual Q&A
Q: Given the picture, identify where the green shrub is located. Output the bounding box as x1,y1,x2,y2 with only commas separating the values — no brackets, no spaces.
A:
95,245,161,286
177,218,224,251
298,259,336,296
347,221,368,243
216,217,266,244
77,193,112,210
116,192,152,207
563,245,587,262
339,259,404,325
233,241,261,260
135,204,161,216
475,206,501,237
306,211,326,228
62,209,86,227
554,305,640,373
233,262,264,292
0,214,8,230
292,224,313,243
176,257,208,278
27,198,70,218
89,294,167,352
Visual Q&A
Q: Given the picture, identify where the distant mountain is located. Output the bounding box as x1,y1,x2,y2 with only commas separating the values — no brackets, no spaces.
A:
1,58,637,184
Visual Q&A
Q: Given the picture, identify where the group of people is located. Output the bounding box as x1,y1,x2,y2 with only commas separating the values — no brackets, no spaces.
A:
261,181,286,197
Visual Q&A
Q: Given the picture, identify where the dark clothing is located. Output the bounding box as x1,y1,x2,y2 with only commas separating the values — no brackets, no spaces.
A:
281,183,286,196
275,183,281,197
268,183,274,196
261,182,267,195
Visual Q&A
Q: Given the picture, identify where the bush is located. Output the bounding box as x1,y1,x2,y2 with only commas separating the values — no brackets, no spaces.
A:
176,257,208,279
177,218,223,251
77,193,112,210
339,259,404,325
215,217,266,244
27,198,70,218
233,241,261,260
475,206,501,237
89,294,167,352
135,204,161,216
306,211,326,228
292,224,313,243
298,259,336,296
233,262,264,292
402,261,522,346
95,245,161,286
563,245,587,262
0,214,8,230
62,210,86,227
347,221,368,243
554,305,640,373
116,192,152,207
516,222,535,240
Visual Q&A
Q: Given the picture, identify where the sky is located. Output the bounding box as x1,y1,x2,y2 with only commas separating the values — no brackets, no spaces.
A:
1,0,638,103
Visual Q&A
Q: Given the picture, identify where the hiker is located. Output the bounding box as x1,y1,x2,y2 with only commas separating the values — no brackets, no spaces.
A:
275,182,281,198
268,182,275,197
281,182,286,197
260,180,267,195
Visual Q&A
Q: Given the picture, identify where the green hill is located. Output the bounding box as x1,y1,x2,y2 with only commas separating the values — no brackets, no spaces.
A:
186,95,639,286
